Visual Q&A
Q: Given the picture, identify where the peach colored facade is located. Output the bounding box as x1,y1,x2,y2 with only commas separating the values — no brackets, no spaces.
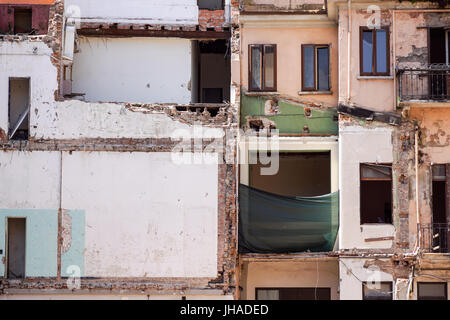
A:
241,26,339,106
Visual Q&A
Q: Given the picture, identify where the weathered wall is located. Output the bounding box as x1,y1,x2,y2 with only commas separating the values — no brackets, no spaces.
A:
241,26,338,107
241,260,339,300
339,258,393,300
0,150,221,279
339,121,396,249
71,37,192,104
337,8,394,112
240,94,338,134
33,100,227,140
62,151,219,278
0,40,58,140
65,0,199,25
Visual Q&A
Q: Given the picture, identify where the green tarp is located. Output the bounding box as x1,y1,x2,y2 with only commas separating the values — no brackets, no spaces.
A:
239,184,339,254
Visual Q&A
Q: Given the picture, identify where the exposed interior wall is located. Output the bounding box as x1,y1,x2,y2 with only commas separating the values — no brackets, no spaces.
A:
61,151,219,278
241,260,339,300
337,8,394,112
339,258,393,300
0,150,221,279
249,152,331,197
71,37,192,104
65,0,199,25
33,100,226,139
339,121,396,249
241,26,338,106
0,41,58,141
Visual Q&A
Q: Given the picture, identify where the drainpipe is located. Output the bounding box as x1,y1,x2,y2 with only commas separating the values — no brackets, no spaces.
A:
347,0,352,104
415,125,420,251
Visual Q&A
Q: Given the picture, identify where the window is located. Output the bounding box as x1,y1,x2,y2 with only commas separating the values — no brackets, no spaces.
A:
256,288,331,300
8,78,30,140
14,8,32,34
431,164,449,253
7,218,26,279
363,282,393,300
198,0,224,10
360,27,390,76
249,44,276,92
417,283,447,300
302,45,330,91
360,163,392,224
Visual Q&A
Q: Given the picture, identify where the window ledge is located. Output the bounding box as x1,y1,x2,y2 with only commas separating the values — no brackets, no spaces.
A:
245,91,280,96
298,90,332,95
357,76,394,80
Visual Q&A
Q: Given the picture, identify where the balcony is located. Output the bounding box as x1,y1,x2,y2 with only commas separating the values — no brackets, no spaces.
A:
419,223,450,253
397,64,450,103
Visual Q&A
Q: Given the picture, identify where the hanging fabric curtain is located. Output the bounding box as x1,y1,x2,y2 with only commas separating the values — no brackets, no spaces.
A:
239,184,339,254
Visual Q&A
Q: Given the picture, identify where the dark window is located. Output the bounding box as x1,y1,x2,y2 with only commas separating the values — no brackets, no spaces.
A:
14,8,32,34
431,165,450,253
249,44,277,92
256,288,331,300
7,218,26,279
417,282,447,300
360,27,390,76
198,0,224,10
302,45,330,91
363,282,393,300
428,28,449,99
8,78,30,141
360,163,392,224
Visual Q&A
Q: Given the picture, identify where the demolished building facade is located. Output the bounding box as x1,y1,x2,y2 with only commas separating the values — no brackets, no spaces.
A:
0,0,449,300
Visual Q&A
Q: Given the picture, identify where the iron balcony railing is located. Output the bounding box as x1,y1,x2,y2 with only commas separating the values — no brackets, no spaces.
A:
397,64,450,102
419,223,450,253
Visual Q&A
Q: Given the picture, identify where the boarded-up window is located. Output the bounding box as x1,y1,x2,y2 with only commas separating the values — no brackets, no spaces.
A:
256,288,331,300
7,218,26,279
360,163,392,224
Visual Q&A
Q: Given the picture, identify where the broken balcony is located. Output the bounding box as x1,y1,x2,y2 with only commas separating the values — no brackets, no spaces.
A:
397,65,450,102
239,152,339,254
419,223,450,253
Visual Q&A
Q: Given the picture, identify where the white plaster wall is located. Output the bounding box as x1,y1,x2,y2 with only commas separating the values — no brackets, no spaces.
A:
0,41,58,137
339,258,393,300
0,151,60,209
65,0,199,25
34,99,224,139
72,37,192,104
61,152,218,278
339,124,395,249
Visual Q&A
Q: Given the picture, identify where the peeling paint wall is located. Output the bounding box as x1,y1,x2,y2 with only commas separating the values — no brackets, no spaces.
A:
72,37,192,104
241,94,338,134
339,121,396,249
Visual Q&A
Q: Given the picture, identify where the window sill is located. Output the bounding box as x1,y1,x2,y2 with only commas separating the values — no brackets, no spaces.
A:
245,91,280,96
298,90,332,95
357,76,394,80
